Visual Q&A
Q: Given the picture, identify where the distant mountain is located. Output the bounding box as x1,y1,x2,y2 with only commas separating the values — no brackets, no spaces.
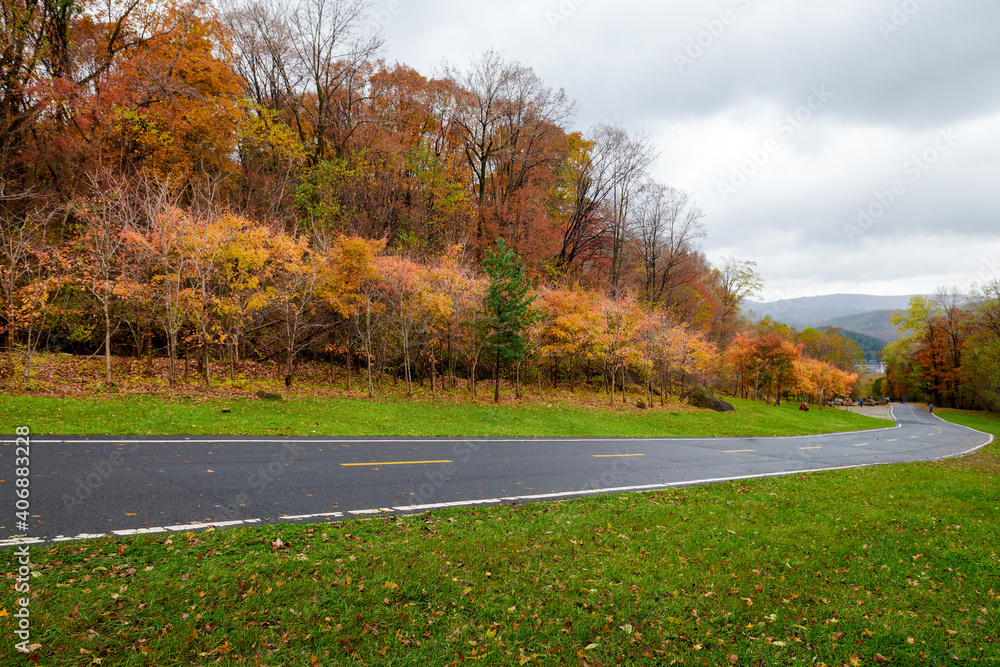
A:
823,310,903,344
747,294,918,327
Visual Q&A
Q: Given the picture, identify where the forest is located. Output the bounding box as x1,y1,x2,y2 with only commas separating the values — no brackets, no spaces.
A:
1,0,864,406
883,287,1000,411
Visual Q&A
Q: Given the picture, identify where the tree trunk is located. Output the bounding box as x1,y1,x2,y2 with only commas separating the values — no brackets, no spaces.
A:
284,347,294,387
494,349,501,403
609,363,615,406
168,332,178,385
103,301,112,386
203,331,212,387
430,352,438,400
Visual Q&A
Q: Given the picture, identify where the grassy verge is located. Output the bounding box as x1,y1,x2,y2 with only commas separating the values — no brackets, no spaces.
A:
934,408,1000,474
11,435,998,665
1,394,888,438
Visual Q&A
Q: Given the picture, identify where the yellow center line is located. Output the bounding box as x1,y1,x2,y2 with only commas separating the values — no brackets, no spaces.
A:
725,450,756,453
592,453,646,458
341,460,453,467
887,439,898,442
800,447,822,450
855,443,869,447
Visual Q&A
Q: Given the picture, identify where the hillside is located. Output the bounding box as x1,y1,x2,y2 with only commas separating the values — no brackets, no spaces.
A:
822,310,903,343
823,327,890,359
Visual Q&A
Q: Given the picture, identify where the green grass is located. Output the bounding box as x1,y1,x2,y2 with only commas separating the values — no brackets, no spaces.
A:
12,438,999,665
1,394,888,437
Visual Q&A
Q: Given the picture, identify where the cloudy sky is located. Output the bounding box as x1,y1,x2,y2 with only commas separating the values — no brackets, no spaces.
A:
372,0,1000,301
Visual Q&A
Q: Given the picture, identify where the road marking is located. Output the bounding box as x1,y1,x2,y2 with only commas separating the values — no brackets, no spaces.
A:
724,450,755,453
341,460,453,467
855,443,869,447
592,454,646,458
887,439,898,442
800,447,822,450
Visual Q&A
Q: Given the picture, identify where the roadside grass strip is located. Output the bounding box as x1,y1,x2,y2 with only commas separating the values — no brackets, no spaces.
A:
1,394,889,438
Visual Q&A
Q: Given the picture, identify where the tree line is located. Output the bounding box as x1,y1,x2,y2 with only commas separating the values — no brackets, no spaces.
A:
884,286,1000,411
0,0,862,404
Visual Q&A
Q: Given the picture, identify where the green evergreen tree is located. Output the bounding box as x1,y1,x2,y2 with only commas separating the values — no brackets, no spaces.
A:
484,239,536,402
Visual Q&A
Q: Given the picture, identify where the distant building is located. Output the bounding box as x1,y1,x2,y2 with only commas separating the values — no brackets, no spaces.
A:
860,359,886,374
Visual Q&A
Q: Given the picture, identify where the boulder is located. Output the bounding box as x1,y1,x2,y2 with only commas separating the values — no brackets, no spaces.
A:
684,386,735,413
255,390,284,401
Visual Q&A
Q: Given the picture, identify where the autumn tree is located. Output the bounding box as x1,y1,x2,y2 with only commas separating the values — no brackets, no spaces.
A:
957,281,1000,410
69,177,136,385
537,287,602,390
0,212,63,381
632,181,706,307
0,0,180,196
711,257,763,341
210,214,278,379
445,50,574,253
376,254,431,397
318,234,385,397
598,292,645,405
270,232,325,386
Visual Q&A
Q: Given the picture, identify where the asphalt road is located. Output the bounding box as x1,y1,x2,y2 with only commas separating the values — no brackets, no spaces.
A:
0,403,990,546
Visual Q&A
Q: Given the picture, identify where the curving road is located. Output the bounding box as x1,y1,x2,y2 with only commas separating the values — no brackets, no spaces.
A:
0,403,991,546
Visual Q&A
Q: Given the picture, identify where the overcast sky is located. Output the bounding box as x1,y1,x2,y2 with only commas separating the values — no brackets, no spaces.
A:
372,0,1000,301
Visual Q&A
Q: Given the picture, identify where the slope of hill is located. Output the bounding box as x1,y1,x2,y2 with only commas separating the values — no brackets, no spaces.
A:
822,310,902,343
823,327,890,359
